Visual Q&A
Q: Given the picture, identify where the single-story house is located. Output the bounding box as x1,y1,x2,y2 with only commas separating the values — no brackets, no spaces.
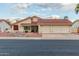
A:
0,20,11,32
12,16,72,33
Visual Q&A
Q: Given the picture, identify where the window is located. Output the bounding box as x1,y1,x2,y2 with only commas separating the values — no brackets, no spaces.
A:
13,25,18,30
24,26,30,30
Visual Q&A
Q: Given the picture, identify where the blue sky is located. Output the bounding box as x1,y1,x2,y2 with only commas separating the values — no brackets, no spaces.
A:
0,3,79,21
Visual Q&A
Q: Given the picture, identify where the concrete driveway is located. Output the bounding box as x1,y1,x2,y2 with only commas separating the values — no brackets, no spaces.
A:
42,33,79,40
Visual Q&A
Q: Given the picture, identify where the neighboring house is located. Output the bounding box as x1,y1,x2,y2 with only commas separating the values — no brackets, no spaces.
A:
72,20,79,33
12,16,72,33
0,20,11,32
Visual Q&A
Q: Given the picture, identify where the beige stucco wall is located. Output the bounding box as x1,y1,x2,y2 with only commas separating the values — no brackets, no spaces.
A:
12,18,31,32
39,26,71,33
12,17,39,32
18,19,31,25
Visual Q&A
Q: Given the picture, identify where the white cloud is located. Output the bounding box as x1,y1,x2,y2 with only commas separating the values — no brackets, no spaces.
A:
14,3,30,9
47,15,60,19
10,3,31,14
36,3,63,9
61,3,77,11
10,3,77,17
12,3,76,11
37,3,77,11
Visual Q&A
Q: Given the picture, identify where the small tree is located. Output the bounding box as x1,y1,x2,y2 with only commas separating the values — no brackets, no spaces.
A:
64,16,68,19
75,4,79,14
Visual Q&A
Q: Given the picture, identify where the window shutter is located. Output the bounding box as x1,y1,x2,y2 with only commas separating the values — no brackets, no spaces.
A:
13,25,18,30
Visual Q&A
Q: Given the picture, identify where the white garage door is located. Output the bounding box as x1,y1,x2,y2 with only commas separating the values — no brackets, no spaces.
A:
39,26,71,33
52,26,70,33
39,26,51,33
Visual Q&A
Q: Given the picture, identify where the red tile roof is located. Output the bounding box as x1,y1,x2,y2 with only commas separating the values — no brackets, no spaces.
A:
12,16,72,26
37,19,72,26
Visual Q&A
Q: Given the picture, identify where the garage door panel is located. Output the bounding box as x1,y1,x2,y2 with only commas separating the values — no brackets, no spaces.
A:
52,26,70,33
39,26,51,33
39,26,71,33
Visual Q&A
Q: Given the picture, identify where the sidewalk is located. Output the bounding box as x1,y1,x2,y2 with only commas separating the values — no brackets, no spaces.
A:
0,32,79,40
0,37,42,40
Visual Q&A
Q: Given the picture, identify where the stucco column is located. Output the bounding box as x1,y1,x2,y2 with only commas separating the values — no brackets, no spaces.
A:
38,25,41,33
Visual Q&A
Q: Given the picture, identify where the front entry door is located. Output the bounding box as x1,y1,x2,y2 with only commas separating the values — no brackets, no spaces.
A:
31,26,38,32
